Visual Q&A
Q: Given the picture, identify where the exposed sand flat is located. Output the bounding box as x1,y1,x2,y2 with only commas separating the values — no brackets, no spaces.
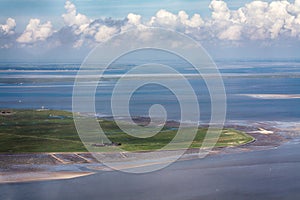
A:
0,136,281,184
3,143,300,200
250,128,274,135
0,172,94,183
240,94,300,99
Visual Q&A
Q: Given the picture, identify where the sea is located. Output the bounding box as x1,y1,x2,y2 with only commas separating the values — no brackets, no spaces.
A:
1,60,300,134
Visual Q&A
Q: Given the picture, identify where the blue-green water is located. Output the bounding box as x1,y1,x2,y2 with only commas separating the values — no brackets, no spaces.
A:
1,60,300,122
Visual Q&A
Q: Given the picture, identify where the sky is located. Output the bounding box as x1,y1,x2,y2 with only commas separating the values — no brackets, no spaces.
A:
1,0,300,62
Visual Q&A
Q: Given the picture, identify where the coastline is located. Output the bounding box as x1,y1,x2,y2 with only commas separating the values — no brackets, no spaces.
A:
0,122,287,184
1,108,297,183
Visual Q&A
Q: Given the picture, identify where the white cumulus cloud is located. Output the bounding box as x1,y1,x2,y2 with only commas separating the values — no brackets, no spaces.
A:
127,13,142,26
62,1,91,35
208,0,300,40
95,25,118,42
178,11,204,28
62,1,90,27
149,9,204,31
17,19,53,44
0,18,16,35
0,18,17,48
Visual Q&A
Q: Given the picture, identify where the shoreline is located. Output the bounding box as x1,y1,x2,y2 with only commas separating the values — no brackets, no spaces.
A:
0,124,287,184
0,108,295,183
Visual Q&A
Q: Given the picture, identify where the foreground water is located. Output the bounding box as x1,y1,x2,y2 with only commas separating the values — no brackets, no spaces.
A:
1,60,300,124
1,142,300,199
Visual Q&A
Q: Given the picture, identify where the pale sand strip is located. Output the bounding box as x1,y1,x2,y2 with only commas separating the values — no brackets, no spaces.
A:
249,128,274,135
240,94,300,99
0,172,94,183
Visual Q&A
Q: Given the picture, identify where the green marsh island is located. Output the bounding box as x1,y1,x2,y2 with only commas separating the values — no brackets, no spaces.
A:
0,109,254,153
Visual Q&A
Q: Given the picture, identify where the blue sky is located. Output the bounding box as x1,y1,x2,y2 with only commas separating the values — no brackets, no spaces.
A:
0,0,300,62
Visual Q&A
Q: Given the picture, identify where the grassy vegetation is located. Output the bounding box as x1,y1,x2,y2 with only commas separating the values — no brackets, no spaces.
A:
0,109,254,153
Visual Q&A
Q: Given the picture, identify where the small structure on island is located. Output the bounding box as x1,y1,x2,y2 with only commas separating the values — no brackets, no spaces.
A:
36,106,49,111
0,110,14,116
92,142,121,147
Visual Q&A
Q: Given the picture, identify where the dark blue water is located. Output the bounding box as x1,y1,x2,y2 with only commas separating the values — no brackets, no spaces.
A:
1,60,300,122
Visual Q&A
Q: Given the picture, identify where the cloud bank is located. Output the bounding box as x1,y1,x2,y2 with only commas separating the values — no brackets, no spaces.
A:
2,0,300,49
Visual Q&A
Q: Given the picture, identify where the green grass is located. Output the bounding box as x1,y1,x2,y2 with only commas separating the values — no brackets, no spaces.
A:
0,109,254,153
